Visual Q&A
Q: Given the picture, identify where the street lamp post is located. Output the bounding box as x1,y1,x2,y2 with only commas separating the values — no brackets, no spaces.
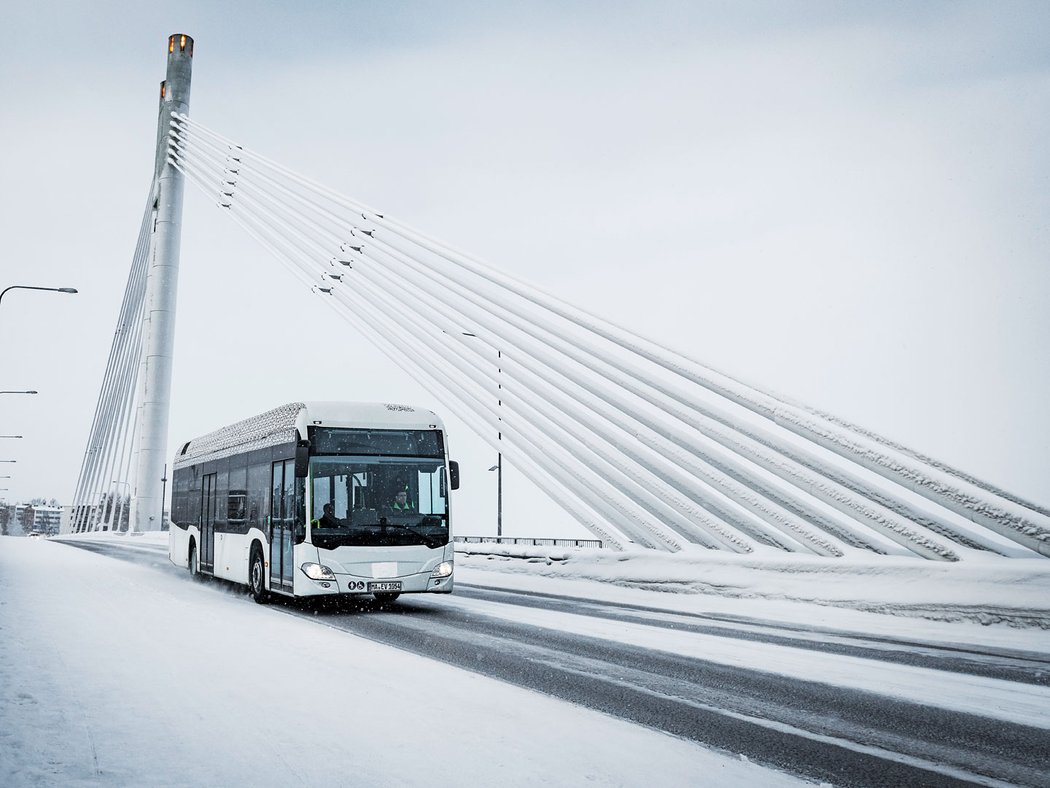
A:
461,333,505,538
0,285,78,308
161,464,169,528
496,349,503,536
0,293,77,393
485,347,503,538
488,460,503,538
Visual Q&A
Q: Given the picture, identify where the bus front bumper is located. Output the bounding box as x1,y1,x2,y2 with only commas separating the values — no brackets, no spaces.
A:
299,570,454,597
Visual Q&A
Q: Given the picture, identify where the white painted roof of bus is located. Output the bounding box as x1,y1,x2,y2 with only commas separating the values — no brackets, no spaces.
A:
300,401,444,430
173,402,443,468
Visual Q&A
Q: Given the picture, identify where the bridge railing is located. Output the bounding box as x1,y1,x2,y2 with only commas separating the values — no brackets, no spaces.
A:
454,536,603,549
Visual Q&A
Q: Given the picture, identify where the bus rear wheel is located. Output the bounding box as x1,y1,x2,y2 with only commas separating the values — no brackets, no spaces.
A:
249,547,269,605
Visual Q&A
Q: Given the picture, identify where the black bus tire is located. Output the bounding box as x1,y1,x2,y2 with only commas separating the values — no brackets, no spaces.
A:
249,546,269,604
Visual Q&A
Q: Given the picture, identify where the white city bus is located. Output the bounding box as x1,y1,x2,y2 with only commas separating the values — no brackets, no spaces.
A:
169,402,459,604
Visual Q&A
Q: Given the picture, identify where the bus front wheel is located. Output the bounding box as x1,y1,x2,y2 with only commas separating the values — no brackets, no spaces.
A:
249,547,269,605
188,542,199,579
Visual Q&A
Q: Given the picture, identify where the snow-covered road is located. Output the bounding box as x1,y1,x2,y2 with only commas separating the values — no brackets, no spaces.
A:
3,534,1049,786
0,536,801,787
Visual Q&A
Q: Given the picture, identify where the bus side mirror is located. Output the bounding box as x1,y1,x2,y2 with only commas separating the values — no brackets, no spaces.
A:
295,443,310,478
448,461,460,491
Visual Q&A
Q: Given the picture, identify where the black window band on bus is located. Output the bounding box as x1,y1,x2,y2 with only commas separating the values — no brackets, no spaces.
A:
308,427,444,458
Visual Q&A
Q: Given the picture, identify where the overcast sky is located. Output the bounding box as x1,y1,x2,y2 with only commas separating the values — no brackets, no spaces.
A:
1,1,1047,535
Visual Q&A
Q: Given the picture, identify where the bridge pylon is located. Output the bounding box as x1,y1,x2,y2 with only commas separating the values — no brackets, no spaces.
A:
130,34,193,532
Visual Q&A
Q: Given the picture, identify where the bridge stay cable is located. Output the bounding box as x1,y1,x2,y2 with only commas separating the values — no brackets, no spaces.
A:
169,113,1050,559
70,182,156,532
138,112,1050,559
170,115,1050,532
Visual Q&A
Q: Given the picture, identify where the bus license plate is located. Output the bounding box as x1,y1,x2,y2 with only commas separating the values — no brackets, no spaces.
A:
368,581,402,592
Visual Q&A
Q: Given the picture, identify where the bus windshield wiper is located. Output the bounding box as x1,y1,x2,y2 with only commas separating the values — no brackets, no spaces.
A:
377,519,439,548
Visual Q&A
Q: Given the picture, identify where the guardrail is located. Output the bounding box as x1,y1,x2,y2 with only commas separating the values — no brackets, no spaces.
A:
454,536,603,548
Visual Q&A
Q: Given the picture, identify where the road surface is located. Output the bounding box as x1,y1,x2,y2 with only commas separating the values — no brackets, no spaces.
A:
61,538,1050,787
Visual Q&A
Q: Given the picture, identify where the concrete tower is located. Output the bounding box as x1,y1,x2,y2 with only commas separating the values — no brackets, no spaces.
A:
132,34,193,531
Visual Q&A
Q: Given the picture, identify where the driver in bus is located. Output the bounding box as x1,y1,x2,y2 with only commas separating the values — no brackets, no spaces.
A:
313,502,341,529
391,490,415,511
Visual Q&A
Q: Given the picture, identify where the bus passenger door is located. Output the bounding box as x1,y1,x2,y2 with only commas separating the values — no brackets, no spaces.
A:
200,472,216,573
269,459,295,592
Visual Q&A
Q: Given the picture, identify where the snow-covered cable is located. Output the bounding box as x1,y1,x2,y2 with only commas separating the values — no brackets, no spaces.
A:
169,114,1049,558
72,181,154,531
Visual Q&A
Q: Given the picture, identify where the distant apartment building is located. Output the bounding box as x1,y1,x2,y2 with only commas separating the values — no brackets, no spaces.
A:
33,505,62,535
15,504,63,536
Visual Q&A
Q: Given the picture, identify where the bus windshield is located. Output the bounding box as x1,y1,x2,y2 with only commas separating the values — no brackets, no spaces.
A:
309,455,449,549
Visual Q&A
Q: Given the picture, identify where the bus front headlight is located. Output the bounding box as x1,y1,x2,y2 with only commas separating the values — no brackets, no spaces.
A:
301,562,336,581
430,561,453,578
